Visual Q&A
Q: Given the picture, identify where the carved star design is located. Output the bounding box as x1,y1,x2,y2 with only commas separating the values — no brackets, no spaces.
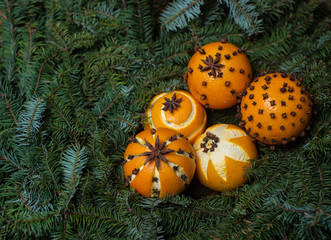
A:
139,135,175,170
162,93,182,113
200,55,224,78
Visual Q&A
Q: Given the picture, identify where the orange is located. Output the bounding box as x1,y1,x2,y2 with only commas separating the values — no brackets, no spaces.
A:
193,124,257,191
144,90,207,144
239,72,313,145
123,128,196,198
187,39,252,109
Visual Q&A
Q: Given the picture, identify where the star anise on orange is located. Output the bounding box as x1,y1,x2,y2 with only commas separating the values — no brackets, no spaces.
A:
139,135,175,170
201,55,224,78
162,93,182,113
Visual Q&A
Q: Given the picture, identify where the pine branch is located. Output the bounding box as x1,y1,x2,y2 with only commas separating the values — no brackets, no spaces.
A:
160,0,205,31
218,0,263,36
3,95,18,124
16,97,46,144
98,92,122,119
34,56,55,95
60,144,88,209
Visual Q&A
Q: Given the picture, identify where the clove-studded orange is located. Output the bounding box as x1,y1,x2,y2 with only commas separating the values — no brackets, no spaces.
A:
144,90,207,144
193,124,257,191
239,72,313,146
187,39,253,109
123,128,196,198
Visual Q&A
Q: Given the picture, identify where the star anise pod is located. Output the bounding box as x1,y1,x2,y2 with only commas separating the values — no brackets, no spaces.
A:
162,93,182,113
139,135,175,170
201,55,224,78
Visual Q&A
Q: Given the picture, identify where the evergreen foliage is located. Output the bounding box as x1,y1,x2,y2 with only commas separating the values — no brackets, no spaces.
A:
0,0,330,239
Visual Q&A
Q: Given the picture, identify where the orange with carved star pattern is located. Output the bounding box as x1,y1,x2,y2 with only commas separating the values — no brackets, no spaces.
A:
193,124,257,191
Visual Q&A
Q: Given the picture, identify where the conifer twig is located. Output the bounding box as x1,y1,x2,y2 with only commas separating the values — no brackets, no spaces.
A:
98,92,122,119
34,56,55,94
313,167,324,226
42,145,59,190
3,96,18,124
27,98,41,136
17,187,32,214
59,72,75,104
1,155,20,170
162,0,201,27
230,0,258,35
138,73,182,91
248,33,291,53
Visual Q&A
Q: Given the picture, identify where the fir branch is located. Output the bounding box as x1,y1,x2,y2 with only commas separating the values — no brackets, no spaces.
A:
0,151,22,172
17,186,32,214
138,72,183,92
3,95,18,124
16,97,46,144
219,0,263,36
313,167,324,227
98,92,122,119
60,144,88,210
59,72,75,105
160,0,205,31
34,56,55,95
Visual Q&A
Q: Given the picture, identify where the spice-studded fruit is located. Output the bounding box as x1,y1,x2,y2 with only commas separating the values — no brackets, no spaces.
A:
239,72,313,146
193,124,257,191
123,128,196,198
187,39,252,109
144,90,207,144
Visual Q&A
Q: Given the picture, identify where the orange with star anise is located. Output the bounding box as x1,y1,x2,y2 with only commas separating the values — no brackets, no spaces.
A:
123,128,196,198
144,90,207,143
187,39,253,109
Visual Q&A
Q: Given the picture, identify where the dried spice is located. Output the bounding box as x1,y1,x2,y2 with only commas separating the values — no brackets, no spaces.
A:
195,46,206,54
129,136,138,143
264,76,271,81
162,93,182,113
220,38,228,43
152,177,159,182
270,100,276,106
200,55,224,78
139,135,175,170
